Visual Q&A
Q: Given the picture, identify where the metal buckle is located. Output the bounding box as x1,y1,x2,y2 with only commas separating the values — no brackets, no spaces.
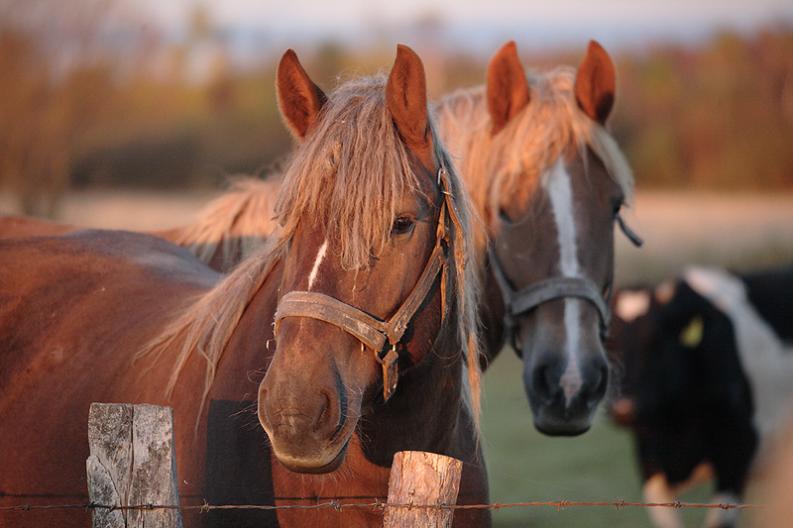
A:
375,344,400,402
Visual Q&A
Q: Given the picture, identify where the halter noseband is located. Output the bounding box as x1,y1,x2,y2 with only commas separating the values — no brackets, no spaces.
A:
489,213,643,354
274,165,460,402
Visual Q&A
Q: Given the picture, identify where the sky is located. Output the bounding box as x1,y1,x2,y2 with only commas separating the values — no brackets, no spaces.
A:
139,0,793,54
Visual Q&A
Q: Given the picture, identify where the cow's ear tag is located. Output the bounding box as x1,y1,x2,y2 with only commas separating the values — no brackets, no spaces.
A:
680,316,704,348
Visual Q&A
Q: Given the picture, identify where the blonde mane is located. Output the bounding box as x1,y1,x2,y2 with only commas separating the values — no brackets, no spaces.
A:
436,66,634,246
139,74,482,426
171,176,281,269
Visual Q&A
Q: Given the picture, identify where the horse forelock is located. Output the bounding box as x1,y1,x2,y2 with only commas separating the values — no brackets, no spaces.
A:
139,74,483,432
275,75,423,272
436,66,634,239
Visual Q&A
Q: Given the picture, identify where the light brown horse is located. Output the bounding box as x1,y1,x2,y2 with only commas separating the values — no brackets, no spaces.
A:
0,45,489,528
435,40,636,435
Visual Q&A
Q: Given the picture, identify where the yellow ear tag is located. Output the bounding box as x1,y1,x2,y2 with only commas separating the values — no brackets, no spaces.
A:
680,316,704,348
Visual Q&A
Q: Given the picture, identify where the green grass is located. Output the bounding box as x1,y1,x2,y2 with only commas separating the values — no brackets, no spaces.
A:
481,353,712,527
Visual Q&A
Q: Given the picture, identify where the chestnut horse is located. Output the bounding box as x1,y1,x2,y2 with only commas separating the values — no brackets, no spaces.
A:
1,41,638,437
0,46,489,528
436,40,639,434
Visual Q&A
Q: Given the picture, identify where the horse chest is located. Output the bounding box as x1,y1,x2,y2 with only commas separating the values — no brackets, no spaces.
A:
270,434,389,528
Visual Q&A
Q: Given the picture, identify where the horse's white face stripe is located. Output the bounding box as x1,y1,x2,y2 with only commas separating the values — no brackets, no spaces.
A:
543,159,583,405
560,300,583,403
545,159,579,277
307,239,328,290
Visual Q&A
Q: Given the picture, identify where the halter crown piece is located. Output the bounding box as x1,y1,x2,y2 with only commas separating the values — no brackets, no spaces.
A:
489,212,643,353
274,164,460,402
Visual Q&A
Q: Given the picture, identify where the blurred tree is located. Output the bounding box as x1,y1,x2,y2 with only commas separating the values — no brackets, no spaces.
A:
2,1,791,212
0,0,123,215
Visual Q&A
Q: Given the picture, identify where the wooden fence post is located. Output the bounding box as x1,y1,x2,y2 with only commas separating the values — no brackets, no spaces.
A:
383,451,463,528
86,403,183,528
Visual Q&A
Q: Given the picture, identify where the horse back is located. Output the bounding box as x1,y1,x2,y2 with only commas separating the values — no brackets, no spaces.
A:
0,214,76,239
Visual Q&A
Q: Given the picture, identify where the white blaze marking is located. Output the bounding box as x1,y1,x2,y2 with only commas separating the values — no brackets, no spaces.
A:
307,239,328,290
616,290,651,322
543,159,583,405
684,266,793,438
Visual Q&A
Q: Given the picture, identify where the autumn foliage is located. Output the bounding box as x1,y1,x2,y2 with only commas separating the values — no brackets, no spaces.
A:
1,2,791,216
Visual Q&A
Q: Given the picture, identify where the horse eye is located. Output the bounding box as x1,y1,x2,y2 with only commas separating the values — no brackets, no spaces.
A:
499,208,513,223
612,200,623,218
391,216,415,235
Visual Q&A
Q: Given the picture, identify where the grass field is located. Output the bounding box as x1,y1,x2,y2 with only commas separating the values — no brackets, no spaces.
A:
481,353,713,527
2,189,792,526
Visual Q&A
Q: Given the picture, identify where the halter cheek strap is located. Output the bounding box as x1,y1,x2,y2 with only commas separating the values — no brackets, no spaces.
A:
489,214,643,353
274,166,457,402
617,213,644,247
488,247,610,352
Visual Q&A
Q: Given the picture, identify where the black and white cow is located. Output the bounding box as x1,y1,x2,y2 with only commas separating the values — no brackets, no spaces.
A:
608,265,793,528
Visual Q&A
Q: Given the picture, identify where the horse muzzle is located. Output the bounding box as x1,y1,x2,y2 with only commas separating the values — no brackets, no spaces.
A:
522,344,608,436
258,372,359,473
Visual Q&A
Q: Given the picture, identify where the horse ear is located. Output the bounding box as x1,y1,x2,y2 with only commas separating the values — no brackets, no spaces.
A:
386,44,430,150
486,41,530,135
276,49,327,140
575,40,616,125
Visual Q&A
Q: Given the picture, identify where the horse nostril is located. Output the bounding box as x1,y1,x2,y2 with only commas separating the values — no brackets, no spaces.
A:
579,359,608,403
531,362,560,402
595,363,609,398
586,360,609,399
314,389,332,433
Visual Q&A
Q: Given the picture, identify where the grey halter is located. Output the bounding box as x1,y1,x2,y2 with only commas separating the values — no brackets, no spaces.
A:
489,213,643,353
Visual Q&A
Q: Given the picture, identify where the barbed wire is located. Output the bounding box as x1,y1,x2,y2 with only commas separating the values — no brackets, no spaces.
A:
0,498,765,513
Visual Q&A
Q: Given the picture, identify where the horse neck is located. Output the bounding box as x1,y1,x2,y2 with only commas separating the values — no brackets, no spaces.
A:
357,311,477,466
437,91,510,365
208,260,282,401
479,261,508,368
435,89,492,232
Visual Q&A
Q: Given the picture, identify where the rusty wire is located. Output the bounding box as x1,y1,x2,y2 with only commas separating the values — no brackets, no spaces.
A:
0,498,764,513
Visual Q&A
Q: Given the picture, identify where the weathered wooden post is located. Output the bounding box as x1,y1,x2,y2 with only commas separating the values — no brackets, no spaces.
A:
86,403,183,528
383,451,463,528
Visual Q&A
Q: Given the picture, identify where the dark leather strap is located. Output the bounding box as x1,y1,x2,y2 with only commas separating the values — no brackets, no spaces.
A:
275,291,391,352
274,237,446,353
617,213,644,247
488,246,610,351
487,213,643,350
509,276,610,331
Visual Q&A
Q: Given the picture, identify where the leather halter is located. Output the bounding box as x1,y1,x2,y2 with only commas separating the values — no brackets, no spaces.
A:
274,165,460,402
489,212,643,354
